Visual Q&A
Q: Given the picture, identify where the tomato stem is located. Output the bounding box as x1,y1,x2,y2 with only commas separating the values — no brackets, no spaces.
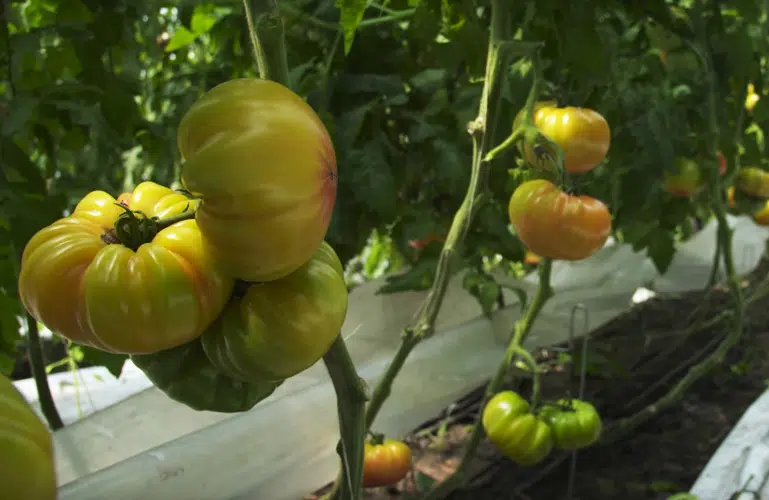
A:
322,335,369,500
423,258,554,500
599,6,748,445
359,0,520,440
242,0,291,87
511,344,542,411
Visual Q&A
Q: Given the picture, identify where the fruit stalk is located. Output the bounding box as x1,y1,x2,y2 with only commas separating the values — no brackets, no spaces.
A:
322,336,369,500
423,258,554,500
601,5,746,445
243,0,290,86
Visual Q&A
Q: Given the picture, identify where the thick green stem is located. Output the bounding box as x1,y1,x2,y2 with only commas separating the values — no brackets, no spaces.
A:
243,0,290,86
24,314,64,430
322,336,369,500
423,259,554,500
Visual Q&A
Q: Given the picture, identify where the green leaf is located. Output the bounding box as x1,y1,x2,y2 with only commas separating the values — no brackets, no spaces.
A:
336,0,368,54
69,344,128,379
647,228,676,274
191,5,219,34
462,270,500,318
500,284,528,313
0,96,38,137
55,0,93,24
348,140,398,219
377,258,439,294
166,27,198,52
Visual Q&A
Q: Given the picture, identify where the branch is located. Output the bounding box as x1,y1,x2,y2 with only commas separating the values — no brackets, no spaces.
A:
243,0,290,86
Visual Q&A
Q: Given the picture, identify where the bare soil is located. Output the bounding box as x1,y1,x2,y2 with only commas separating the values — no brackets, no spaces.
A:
312,257,769,500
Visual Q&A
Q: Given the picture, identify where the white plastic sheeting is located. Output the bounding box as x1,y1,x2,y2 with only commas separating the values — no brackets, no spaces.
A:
13,215,769,499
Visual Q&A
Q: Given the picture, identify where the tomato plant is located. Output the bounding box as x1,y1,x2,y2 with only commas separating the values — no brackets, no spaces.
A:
177,78,338,283
508,179,612,261
201,241,348,382
523,106,611,174
362,438,412,488
0,375,57,500
132,335,281,413
18,186,233,354
539,399,603,450
664,157,704,197
736,167,769,198
481,391,554,466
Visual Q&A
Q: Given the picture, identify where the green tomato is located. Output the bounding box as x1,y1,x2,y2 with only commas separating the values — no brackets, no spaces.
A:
131,337,280,413
0,375,57,500
201,241,348,382
481,391,554,466
539,398,603,450
664,157,704,197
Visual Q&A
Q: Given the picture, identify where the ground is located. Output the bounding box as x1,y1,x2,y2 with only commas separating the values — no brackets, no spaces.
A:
310,257,769,500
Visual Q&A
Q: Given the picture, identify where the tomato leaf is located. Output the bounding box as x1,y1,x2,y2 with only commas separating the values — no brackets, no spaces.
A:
647,227,676,274
336,0,368,55
462,269,500,318
377,258,439,295
69,344,128,379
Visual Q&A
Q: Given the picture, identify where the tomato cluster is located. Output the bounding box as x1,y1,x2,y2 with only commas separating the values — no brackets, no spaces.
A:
17,79,347,413
726,166,769,227
509,105,613,261
482,391,603,466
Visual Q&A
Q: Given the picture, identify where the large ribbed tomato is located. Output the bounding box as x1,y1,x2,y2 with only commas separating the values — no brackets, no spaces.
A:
201,241,348,382
538,398,603,450
18,184,233,354
524,106,611,174
0,375,57,500
482,391,554,466
508,180,612,261
177,78,338,282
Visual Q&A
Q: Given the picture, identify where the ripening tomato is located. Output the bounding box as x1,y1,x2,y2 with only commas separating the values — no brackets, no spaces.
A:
362,439,412,488
538,399,603,450
201,241,348,382
482,391,554,466
120,181,200,218
0,375,57,500
18,186,233,354
664,157,705,197
178,78,338,282
736,167,769,198
524,250,541,265
717,151,727,176
523,106,611,174
512,100,558,132
727,185,768,215
508,180,612,261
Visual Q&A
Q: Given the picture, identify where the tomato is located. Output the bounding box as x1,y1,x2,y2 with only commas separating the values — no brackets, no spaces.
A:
132,336,281,413
736,167,769,198
177,78,338,282
201,241,348,382
18,184,233,354
746,83,760,112
362,439,412,488
753,202,769,226
408,233,445,252
538,399,603,450
728,185,768,215
482,391,554,466
508,179,612,261
524,250,541,265
717,151,727,176
523,106,611,174
0,375,57,500
664,157,704,197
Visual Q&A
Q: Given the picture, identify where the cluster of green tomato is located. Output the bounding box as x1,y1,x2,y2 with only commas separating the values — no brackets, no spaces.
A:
482,391,603,466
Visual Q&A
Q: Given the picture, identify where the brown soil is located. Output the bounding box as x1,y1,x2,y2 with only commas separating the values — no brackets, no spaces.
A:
312,257,769,500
